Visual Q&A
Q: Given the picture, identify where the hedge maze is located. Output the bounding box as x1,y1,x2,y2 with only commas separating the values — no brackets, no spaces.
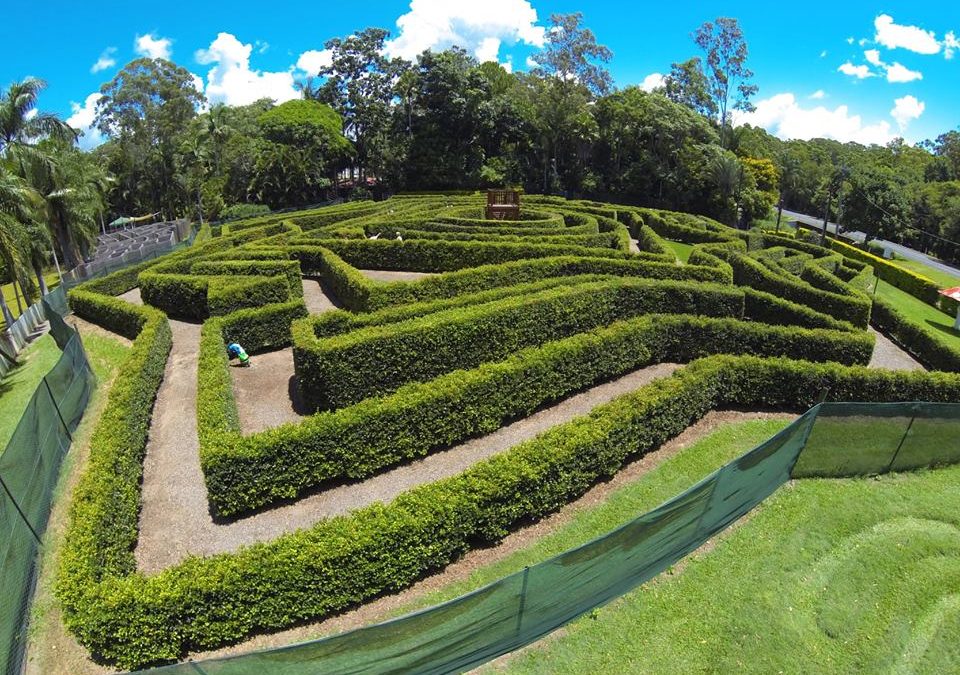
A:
59,194,960,669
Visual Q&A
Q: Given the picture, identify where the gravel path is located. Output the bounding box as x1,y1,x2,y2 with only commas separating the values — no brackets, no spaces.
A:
868,326,925,371
629,238,640,254
118,287,142,305
360,269,438,282
135,361,680,573
301,277,341,313
231,347,304,434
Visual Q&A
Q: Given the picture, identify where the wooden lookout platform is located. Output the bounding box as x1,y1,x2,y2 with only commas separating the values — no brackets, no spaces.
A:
485,189,521,220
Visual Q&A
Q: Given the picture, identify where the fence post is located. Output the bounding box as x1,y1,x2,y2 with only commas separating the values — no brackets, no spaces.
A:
0,475,41,545
42,377,73,443
885,415,916,474
514,566,530,636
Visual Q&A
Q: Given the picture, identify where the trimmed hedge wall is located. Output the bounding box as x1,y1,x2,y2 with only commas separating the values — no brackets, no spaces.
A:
191,260,304,299
58,352,960,669
829,237,944,307
292,278,745,409
707,244,872,328
203,314,873,516
742,288,857,332
138,272,292,319
301,237,633,273
295,247,732,312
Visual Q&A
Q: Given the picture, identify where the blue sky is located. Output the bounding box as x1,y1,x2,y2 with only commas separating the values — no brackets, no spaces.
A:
4,1,959,149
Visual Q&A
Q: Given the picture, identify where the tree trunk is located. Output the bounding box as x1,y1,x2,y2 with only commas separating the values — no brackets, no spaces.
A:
0,292,14,328
33,261,48,296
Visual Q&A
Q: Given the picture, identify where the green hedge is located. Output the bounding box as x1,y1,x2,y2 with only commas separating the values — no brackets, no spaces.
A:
138,272,209,320
138,272,291,319
73,257,164,297
829,237,944,307
191,260,303,299
742,288,857,332
218,300,308,354
207,275,291,316
707,245,872,328
68,289,150,340
293,278,745,409
59,352,960,669
871,295,960,372
203,314,872,516
301,237,632,273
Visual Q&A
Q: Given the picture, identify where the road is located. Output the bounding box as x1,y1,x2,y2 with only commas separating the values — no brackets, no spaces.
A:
781,209,960,281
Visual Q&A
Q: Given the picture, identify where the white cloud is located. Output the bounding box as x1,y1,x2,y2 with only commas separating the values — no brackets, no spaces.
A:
846,37,855,45
945,31,959,59
383,0,546,61
91,47,116,73
525,55,537,69
809,89,826,100
874,14,940,54
885,62,923,83
66,92,106,150
640,72,665,92
735,92,894,145
838,61,874,79
135,33,172,60
820,50,828,58
891,95,924,132
195,32,298,106
296,49,333,74
864,49,883,66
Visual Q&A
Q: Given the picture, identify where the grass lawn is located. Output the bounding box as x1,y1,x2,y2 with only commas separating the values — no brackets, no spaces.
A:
1,274,62,330
665,240,694,264
0,329,129,454
0,335,62,451
874,279,960,347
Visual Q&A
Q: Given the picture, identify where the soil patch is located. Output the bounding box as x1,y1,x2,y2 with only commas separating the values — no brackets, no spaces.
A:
117,287,142,305
231,347,306,434
301,277,340,314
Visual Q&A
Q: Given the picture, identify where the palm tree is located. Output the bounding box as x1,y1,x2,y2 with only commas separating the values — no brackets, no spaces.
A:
0,78,76,171
0,167,38,325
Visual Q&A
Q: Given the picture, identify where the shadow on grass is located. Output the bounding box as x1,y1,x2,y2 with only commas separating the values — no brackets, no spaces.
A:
925,319,960,339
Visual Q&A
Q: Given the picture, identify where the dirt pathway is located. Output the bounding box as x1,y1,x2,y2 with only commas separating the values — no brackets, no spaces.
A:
118,287,142,305
301,277,340,313
360,269,438,282
629,238,640,254
231,347,304,434
135,362,681,573
868,326,925,371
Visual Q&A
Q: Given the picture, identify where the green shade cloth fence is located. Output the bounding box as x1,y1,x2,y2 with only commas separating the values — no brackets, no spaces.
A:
141,401,960,675
0,304,95,675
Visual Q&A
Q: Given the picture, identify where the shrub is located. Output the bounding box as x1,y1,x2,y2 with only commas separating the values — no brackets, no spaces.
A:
219,203,271,221
871,295,960,372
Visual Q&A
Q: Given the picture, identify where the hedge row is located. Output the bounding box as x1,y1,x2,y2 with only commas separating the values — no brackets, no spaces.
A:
300,237,632,273
204,314,873,516
742,288,857,332
60,353,960,669
871,295,960,372
56,293,172,641
638,207,738,244
138,272,292,319
292,278,745,409
68,289,151,340
365,226,623,250
706,244,872,328
308,274,616,338
191,259,304,299
295,247,732,312
829,237,944,306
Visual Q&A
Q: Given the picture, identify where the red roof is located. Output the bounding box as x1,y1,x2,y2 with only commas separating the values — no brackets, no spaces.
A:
939,286,960,300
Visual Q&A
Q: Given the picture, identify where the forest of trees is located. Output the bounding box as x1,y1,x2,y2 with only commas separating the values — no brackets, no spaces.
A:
3,12,960,312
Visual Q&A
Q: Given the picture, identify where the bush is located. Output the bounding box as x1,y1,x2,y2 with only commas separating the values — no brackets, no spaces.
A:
829,237,943,306
292,278,745,409
742,288,857,332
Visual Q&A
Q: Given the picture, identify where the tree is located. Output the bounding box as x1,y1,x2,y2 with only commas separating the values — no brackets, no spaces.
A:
314,28,407,186
693,17,758,146
95,58,205,217
528,13,612,193
0,166,37,324
0,78,76,171
662,58,717,118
